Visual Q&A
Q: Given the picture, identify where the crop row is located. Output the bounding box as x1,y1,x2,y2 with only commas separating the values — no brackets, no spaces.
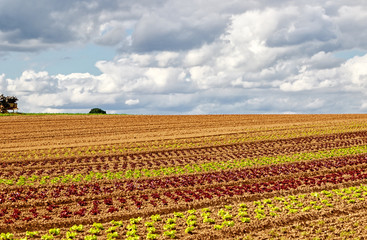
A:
250,209,367,239
2,123,367,162
1,145,367,186
2,153,367,205
2,184,367,239
1,166,367,226
1,153,367,206
1,130,367,182
3,130,367,174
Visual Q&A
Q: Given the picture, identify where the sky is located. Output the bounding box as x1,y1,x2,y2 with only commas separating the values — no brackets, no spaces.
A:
1,0,367,114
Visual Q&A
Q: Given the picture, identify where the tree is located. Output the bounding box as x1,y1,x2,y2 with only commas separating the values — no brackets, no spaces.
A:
0,94,18,113
89,108,106,114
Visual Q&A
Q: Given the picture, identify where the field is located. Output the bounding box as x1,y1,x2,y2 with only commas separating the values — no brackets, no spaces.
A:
1,114,367,239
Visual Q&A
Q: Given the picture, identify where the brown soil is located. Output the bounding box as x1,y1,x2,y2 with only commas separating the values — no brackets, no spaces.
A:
2,114,367,239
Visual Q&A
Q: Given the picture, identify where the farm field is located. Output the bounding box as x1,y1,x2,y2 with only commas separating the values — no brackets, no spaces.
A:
1,114,367,239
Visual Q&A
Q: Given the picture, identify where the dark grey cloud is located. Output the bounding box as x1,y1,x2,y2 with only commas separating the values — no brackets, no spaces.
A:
0,0,295,54
0,1,76,45
0,0,143,52
131,12,227,52
1,0,366,54
266,6,338,47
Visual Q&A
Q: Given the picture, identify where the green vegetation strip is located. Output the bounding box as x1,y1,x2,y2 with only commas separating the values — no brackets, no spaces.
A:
1,145,367,186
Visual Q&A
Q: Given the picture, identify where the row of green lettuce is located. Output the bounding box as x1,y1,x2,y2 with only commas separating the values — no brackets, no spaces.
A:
1,145,367,186
1,184,367,240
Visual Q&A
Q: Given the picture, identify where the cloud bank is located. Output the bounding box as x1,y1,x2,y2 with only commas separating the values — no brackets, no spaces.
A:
1,0,367,114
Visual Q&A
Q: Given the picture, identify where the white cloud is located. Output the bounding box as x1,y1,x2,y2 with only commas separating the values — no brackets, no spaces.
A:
2,1,367,114
95,21,127,46
125,99,139,105
278,53,367,93
183,44,215,67
155,51,180,67
305,98,325,109
0,74,6,91
342,54,367,88
6,70,58,93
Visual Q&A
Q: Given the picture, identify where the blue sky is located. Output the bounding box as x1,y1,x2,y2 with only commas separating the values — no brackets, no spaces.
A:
1,0,367,114
334,49,367,59
1,44,115,78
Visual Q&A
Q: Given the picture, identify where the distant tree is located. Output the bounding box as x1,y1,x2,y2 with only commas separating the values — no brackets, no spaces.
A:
1,94,18,113
89,108,106,114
